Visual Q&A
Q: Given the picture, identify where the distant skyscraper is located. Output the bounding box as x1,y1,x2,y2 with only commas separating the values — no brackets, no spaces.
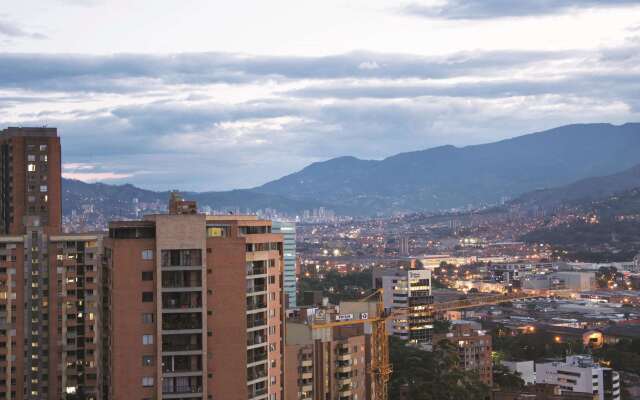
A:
273,221,297,308
399,235,410,256
0,127,103,399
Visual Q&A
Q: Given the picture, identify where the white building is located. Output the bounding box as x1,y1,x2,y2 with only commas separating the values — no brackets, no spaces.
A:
551,272,596,291
501,360,535,385
536,355,620,400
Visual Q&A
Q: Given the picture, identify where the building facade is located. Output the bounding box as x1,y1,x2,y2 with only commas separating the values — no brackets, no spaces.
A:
0,127,104,400
536,355,620,400
374,267,433,343
103,202,285,400
272,221,296,309
284,306,372,400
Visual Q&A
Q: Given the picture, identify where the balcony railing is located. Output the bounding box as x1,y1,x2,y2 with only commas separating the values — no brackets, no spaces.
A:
162,313,203,331
162,334,202,352
247,348,268,364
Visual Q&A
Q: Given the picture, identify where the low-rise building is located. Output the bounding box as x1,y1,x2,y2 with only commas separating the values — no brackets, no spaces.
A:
536,355,620,400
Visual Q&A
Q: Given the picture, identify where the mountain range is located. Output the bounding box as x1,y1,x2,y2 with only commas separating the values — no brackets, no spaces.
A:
63,122,640,218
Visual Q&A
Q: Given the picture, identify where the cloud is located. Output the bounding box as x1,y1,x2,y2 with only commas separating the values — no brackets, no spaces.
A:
0,19,46,39
63,171,133,181
2,41,639,191
402,0,640,20
0,50,574,93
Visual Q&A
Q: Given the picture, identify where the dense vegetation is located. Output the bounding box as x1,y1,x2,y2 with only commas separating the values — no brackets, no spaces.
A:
389,337,489,400
298,270,373,303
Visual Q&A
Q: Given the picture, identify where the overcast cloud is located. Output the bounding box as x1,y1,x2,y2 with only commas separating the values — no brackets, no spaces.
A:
1,1,640,190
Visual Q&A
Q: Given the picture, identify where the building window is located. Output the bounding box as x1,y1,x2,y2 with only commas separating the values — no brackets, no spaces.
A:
27,164,36,172
142,356,153,366
142,313,154,324
39,144,47,151
141,271,153,281
39,185,47,193
142,377,154,387
142,292,153,302
142,335,153,345
28,155,36,161
142,250,153,260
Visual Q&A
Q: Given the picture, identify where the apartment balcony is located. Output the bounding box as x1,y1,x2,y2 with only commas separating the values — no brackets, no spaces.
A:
162,270,202,290
336,374,352,386
162,334,203,353
247,330,268,348
162,376,203,398
246,261,267,277
301,372,313,380
246,277,267,295
162,355,202,376
246,295,267,312
161,249,202,269
247,347,268,365
301,360,313,367
301,384,313,393
336,353,351,361
336,365,352,373
247,364,268,382
162,292,203,311
162,313,203,333
247,312,267,330
247,381,268,399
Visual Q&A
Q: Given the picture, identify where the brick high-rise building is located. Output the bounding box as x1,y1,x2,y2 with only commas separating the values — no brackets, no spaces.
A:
431,321,493,386
284,305,374,400
0,127,103,400
102,199,285,400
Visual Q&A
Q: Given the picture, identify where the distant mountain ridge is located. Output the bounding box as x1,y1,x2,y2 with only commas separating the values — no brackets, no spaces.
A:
255,123,640,214
63,122,640,219
511,163,640,209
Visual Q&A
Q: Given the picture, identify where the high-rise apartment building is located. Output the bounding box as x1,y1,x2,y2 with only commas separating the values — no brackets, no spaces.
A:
0,127,102,400
284,304,375,400
102,198,285,400
373,267,433,343
272,221,296,308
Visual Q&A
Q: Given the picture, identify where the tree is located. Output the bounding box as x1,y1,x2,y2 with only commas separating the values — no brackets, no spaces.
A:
433,319,452,334
389,337,489,400
493,364,525,390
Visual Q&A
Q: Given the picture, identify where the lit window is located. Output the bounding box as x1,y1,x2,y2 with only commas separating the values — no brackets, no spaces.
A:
28,155,36,161
28,164,36,172
40,185,47,193
39,144,47,151
142,356,153,366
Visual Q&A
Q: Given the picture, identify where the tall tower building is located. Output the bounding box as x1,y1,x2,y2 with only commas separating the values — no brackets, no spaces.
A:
0,127,102,400
272,221,296,308
103,199,285,400
373,267,433,344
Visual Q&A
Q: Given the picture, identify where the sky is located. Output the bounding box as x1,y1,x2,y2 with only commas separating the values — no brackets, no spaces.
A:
1,0,640,191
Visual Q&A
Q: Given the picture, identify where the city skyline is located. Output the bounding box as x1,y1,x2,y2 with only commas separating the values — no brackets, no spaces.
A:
2,0,640,191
